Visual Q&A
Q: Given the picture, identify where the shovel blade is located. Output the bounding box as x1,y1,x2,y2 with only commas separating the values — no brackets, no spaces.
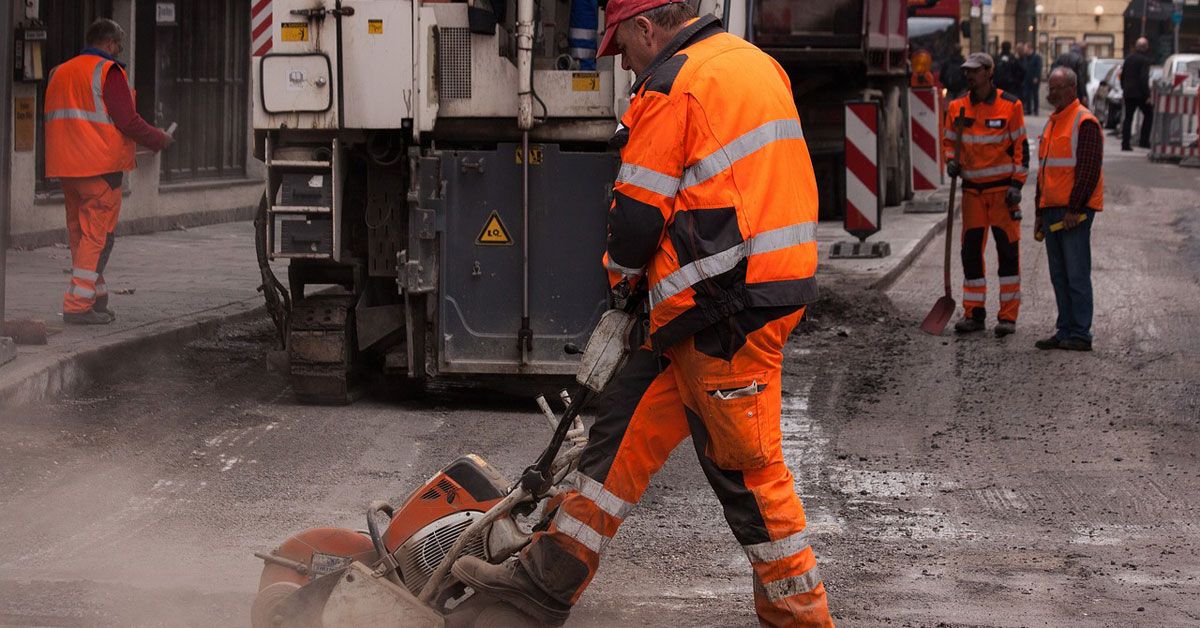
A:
920,296,956,335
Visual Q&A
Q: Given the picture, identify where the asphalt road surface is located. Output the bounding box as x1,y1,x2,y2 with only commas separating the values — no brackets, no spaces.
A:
1,137,1197,627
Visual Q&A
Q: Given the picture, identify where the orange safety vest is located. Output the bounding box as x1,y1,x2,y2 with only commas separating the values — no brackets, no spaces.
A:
601,15,818,352
1037,99,1104,211
942,88,1029,190
44,53,136,178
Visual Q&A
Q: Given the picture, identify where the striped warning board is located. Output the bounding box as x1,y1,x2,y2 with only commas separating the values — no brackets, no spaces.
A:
909,87,941,191
252,0,273,57
844,101,882,239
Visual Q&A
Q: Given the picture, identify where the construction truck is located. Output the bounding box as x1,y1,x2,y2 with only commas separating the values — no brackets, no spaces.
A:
252,0,911,404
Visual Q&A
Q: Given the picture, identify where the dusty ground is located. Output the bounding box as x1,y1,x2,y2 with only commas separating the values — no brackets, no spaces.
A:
0,141,1197,626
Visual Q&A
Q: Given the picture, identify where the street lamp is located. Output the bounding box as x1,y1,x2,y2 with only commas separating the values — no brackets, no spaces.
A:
1093,4,1104,26
1035,4,1045,58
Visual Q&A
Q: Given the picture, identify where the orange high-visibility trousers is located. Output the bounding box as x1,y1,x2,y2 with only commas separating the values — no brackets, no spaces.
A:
61,176,121,314
960,189,1021,323
520,307,833,627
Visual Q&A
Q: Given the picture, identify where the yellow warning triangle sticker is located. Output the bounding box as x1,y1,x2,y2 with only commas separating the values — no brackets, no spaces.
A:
476,211,513,245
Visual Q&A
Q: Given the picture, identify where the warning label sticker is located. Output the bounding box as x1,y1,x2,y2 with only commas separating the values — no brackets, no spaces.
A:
281,22,309,42
476,211,513,246
368,19,383,34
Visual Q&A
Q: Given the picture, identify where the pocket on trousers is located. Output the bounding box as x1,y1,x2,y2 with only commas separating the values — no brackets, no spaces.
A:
699,373,770,469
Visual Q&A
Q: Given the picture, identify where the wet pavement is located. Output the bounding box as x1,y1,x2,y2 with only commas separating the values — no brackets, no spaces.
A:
0,135,1197,626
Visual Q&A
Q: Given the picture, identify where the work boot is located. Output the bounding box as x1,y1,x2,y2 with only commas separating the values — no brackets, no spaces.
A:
954,316,985,334
93,296,115,320
1059,338,1093,351
63,310,114,325
452,556,570,626
1121,143,1132,152
1034,336,1060,350
994,320,1016,337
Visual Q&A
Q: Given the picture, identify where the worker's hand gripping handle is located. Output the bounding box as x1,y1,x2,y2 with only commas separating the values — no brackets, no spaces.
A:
519,295,644,497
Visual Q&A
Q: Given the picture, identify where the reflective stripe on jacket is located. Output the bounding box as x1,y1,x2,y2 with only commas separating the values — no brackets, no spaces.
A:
942,88,1029,190
602,15,819,352
1037,99,1104,211
44,54,136,178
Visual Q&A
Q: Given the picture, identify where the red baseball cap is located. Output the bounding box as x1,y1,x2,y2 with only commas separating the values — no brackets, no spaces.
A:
597,0,687,58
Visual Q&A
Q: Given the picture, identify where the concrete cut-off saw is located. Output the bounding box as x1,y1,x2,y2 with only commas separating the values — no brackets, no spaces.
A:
251,304,640,628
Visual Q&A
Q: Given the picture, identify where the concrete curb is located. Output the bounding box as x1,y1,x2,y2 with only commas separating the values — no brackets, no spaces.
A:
867,208,953,293
0,299,267,410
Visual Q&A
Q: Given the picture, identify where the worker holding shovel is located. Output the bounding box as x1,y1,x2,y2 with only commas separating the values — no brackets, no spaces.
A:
941,52,1030,337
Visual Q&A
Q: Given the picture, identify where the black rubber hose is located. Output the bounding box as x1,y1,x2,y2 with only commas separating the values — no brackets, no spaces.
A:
254,194,291,348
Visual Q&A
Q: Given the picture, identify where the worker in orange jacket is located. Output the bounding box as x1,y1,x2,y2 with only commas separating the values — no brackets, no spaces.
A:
44,19,173,325
942,52,1030,337
453,1,832,626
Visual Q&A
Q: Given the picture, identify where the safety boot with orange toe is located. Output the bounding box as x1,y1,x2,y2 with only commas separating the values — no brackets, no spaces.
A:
451,556,571,626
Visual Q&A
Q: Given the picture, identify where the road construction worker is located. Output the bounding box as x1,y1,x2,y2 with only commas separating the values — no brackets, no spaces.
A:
942,52,1030,337
452,1,832,626
1034,67,1103,352
44,19,173,325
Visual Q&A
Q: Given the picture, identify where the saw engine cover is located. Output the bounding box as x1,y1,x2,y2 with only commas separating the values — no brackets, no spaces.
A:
382,455,509,595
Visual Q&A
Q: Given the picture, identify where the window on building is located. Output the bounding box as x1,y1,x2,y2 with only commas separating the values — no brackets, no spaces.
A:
35,0,114,192
1083,33,1116,59
136,0,249,183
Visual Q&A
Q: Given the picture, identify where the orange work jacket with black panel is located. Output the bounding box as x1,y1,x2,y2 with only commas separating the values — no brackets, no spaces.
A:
942,88,1029,193
601,15,819,353
44,53,136,178
1037,98,1104,212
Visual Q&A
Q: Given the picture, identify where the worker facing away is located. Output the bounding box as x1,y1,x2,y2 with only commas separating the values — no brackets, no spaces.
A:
942,52,1030,337
43,19,173,325
1034,67,1103,352
452,1,833,626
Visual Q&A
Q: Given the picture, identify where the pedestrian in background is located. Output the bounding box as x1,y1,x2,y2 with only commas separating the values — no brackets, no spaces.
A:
943,52,1029,337
1035,67,1102,351
43,19,173,325
1120,37,1154,151
940,43,968,98
995,41,1025,96
1052,42,1088,103
1021,42,1043,115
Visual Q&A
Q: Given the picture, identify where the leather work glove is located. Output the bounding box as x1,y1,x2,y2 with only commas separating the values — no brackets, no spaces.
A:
1005,186,1022,207
946,159,961,178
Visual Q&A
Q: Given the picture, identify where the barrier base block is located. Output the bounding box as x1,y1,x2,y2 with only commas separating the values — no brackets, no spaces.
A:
904,190,949,214
830,240,891,259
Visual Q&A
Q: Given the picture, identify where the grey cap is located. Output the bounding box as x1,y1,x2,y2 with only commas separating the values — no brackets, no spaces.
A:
962,52,994,70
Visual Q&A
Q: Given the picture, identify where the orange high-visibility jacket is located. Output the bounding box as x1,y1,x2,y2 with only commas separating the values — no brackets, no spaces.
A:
1037,99,1104,211
601,15,819,352
44,53,136,178
942,88,1029,191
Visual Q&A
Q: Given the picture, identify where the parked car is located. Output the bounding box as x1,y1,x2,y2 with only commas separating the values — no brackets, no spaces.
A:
1097,65,1123,129
1157,54,1200,91
1086,57,1123,109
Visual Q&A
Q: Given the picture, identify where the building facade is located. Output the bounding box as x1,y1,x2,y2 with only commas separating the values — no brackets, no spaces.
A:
964,0,1127,62
8,0,262,248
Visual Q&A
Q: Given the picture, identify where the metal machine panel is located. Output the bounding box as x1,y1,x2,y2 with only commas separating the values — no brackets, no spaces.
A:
431,145,616,374
252,0,340,129
341,0,416,128
260,53,334,114
426,4,617,120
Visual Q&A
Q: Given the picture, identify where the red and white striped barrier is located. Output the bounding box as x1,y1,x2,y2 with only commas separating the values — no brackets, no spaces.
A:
252,0,273,57
844,101,882,239
908,87,941,191
1149,88,1199,161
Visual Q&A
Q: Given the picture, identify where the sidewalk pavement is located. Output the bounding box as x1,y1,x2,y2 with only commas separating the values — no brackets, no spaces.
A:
0,221,276,409
0,197,951,409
